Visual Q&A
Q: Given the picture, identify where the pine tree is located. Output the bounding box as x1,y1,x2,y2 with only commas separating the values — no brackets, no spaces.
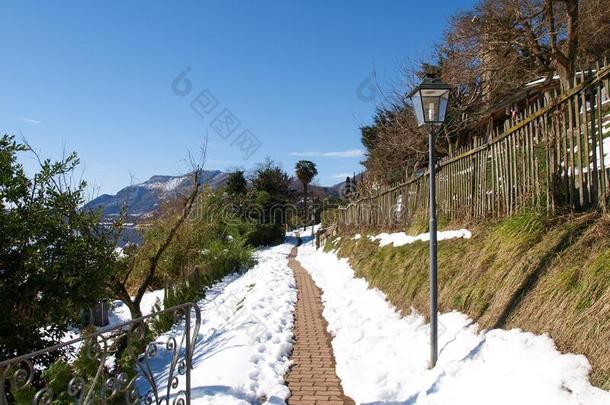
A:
226,170,247,196
344,176,352,198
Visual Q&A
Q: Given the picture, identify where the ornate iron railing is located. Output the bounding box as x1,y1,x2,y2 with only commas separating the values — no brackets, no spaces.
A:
0,302,201,405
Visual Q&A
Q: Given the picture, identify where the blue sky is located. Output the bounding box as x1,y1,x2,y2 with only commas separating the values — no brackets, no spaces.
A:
1,0,476,196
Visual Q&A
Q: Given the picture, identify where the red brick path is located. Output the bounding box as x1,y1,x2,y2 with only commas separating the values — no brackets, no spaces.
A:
285,245,355,405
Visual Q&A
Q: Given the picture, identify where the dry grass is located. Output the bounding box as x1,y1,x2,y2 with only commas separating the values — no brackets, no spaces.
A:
327,211,610,390
506,216,610,389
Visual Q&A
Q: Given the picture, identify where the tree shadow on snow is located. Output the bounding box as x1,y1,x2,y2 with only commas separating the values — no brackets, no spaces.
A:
190,385,256,402
192,326,245,365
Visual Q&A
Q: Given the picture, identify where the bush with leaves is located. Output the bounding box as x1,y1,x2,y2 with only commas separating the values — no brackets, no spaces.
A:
226,170,248,197
245,223,285,247
115,188,256,320
0,135,114,361
249,159,293,228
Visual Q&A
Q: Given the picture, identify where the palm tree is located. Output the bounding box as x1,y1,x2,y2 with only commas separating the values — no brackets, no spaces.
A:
295,160,318,228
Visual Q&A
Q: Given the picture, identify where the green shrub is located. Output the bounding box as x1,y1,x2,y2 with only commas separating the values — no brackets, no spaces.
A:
39,360,73,405
147,227,255,333
151,282,200,334
12,384,36,405
0,135,114,361
246,224,285,247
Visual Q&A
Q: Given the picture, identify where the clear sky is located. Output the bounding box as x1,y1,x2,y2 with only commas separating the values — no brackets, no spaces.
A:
2,0,476,196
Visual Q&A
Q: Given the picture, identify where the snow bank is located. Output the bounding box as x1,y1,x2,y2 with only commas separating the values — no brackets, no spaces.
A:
138,242,297,404
368,229,472,247
297,240,610,405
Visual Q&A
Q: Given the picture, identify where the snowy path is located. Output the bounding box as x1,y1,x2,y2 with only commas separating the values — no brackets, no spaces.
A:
297,237,610,405
139,241,297,404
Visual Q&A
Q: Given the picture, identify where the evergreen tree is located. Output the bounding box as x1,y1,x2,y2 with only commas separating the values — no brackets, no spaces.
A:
226,170,247,196
251,158,292,226
0,135,114,361
344,176,352,198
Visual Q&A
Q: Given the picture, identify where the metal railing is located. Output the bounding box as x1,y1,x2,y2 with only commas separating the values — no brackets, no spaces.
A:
0,302,201,405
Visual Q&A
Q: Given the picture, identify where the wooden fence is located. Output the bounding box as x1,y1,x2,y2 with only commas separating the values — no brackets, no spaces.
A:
339,57,610,228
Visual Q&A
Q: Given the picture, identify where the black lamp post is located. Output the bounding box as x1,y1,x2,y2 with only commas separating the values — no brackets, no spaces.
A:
407,74,450,368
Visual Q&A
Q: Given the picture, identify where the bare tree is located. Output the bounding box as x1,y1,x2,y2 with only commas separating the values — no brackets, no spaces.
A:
359,0,608,193
472,0,595,89
110,143,207,319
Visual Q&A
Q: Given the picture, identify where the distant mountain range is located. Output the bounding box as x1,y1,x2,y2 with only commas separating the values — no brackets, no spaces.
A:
84,170,229,222
84,170,345,222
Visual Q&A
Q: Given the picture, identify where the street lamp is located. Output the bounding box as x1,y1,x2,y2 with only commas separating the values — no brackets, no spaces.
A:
407,74,450,368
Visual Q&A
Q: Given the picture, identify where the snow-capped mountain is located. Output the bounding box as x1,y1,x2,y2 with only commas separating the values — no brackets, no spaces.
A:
84,170,229,221
85,169,347,222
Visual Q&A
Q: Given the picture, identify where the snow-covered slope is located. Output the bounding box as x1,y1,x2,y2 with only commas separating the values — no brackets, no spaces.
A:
297,237,610,405
137,242,297,404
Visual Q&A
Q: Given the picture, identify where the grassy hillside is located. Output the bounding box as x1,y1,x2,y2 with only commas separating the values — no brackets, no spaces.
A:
325,212,610,389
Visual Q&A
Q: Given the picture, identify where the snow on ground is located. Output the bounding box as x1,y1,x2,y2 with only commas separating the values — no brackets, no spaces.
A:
368,229,472,247
137,241,297,405
61,287,166,345
109,288,165,326
297,238,610,405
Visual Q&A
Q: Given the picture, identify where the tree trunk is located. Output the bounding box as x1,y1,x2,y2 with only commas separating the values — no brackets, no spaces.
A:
303,182,308,230
547,0,580,89
111,171,201,321
113,282,143,320
126,298,143,320
557,64,576,90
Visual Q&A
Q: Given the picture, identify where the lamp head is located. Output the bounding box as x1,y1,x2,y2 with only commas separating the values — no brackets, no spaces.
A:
407,74,451,127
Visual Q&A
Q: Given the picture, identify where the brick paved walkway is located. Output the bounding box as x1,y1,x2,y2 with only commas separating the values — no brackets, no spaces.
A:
285,245,355,405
